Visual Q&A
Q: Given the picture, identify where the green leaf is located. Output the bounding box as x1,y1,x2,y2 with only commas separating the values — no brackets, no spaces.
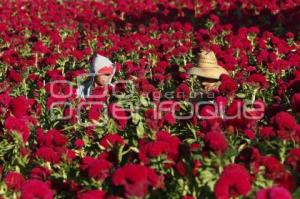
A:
136,122,145,138
293,187,300,199
236,93,246,98
140,96,148,106
108,118,117,132
201,169,217,191
132,113,141,125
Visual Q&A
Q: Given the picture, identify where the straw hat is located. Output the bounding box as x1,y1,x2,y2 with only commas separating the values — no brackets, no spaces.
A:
187,50,229,79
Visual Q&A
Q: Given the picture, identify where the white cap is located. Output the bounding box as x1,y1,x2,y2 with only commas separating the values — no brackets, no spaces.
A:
90,54,113,74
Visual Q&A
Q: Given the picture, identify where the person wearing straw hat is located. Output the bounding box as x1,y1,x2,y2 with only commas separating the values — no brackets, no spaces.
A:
76,54,116,99
187,50,229,102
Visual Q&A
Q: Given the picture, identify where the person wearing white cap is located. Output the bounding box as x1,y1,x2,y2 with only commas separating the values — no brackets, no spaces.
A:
76,54,116,99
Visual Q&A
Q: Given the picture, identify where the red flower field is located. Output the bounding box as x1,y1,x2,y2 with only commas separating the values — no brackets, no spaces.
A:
0,0,299,198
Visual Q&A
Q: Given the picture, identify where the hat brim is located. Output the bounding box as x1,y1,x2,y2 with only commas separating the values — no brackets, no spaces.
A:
187,64,229,79
96,67,114,75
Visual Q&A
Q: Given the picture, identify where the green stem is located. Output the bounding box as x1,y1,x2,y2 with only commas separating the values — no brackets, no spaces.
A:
251,87,259,105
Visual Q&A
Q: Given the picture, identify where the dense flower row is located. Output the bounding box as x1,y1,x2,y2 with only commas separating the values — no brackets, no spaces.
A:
0,0,299,198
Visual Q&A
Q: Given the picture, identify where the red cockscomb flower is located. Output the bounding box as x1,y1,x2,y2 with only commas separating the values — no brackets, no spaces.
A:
81,157,112,181
204,130,228,154
235,147,261,173
291,93,300,115
4,171,25,191
175,83,190,100
37,129,67,148
259,126,276,139
260,156,285,180
35,147,61,164
8,70,22,83
4,116,30,142
108,103,128,130
286,148,300,172
139,131,181,165
214,164,252,199
256,186,292,199
74,139,85,149
9,96,29,117
30,166,52,181
21,180,53,199
247,73,269,88
100,133,124,149
218,77,238,96
112,164,164,198
88,104,103,121
77,190,106,199
144,108,163,131
271,112,297,131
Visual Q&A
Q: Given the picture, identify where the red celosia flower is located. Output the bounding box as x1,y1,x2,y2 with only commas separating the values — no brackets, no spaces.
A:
74,139,85,149
256,186,292,199
175,83,190,100
163,112,176,125
35,147,60,164
9,96,29,117
260,156,285,180
219,78,238,96
244,129,255,139
4,116,30,142
271,111,297,130
100,133,124,149
8,70,22,83
108,103,128,130
259,126,276,139
291,93,300,114
88,104,103,121
199,105,222,132
30,167,52,181
276,172,296,191
286,148,300,172
225,99,250,129
4,171,25,191
204,131,228,154
247,73,269,88
33,41,50,54
21,180,53,199
214,164,252,199
175,161,187,176
235,147,261,173
81,157,112,180
63,107,78,123
37,129,67,148
112,164,164,198
139,140,170,163
77,190,106,199
154,61,169,73
144,108,163,131
192,159,201,175
139,131,181,165
156,131,181,159
0,91,11,108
